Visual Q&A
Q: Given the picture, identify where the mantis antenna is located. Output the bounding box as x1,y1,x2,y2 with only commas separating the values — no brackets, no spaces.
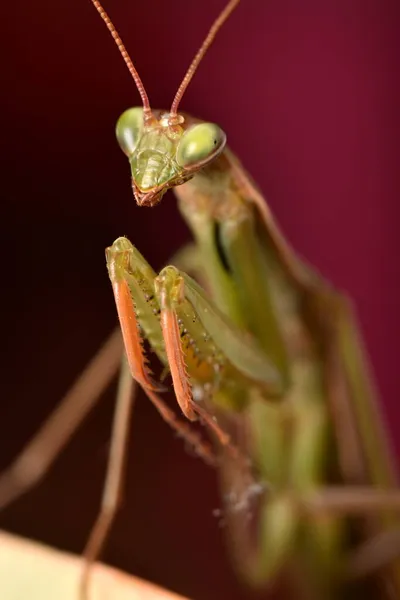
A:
90,0,151,116
170,0,240,116
89,0,240,118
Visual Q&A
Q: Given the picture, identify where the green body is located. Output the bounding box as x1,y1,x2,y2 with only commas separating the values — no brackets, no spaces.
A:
107,109,399,599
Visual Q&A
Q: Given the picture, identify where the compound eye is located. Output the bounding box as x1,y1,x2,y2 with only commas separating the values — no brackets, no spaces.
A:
115,107,144,156
176,123,226,169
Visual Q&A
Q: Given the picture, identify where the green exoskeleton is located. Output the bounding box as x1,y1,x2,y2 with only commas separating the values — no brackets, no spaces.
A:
0,0,399,599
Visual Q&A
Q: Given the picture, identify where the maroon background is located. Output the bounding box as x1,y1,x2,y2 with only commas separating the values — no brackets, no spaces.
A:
0,1,399,599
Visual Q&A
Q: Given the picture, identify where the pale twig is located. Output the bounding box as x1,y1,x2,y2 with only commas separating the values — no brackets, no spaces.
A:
0,530,190,600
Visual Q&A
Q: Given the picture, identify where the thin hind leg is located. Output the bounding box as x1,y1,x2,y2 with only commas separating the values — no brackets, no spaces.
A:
303,486,400,579
346,527,400,580
80,357,136,600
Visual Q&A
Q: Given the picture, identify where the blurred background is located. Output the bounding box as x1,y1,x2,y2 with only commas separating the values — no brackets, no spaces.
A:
0,0,399,599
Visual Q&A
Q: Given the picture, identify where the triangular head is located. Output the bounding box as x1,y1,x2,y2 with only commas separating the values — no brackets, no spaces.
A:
116,107,226,206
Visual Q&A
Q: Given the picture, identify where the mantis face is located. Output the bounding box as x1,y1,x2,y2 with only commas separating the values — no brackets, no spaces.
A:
116,107,226,206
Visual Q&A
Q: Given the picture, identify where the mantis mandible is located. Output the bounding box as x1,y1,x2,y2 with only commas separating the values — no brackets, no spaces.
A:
1,1,400,599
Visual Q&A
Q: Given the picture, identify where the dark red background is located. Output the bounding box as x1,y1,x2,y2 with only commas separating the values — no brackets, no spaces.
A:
0,1,399,599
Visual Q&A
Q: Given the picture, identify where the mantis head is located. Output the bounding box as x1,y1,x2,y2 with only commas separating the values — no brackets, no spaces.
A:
116,108,226,206
90,0,240,206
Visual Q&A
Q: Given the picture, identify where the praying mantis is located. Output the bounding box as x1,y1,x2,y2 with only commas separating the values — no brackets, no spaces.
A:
1,0,400,599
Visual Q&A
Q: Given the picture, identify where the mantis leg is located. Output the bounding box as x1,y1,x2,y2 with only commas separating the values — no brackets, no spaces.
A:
154,268,242,450
346,528,400,579
106,238,218,467
0,329,123,511
80,357,136,600
153,263,285,476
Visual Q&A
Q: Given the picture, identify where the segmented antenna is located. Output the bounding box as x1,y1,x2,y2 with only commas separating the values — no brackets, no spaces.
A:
170,0,241,116
90,0,240,119
90,0,152,116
